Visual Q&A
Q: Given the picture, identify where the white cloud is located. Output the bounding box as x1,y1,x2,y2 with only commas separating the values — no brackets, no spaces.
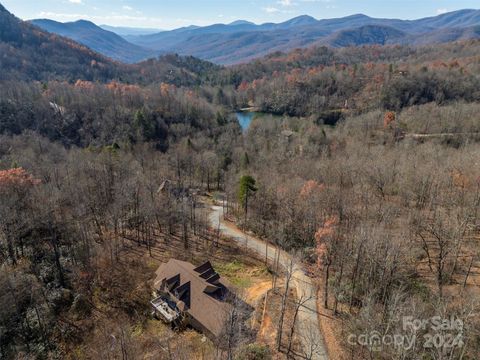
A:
36,11,211,29
68,0,83,4
436,8,448,15
38,11,154,23
263,7,280,13
122,6,133,11
276,0,333,9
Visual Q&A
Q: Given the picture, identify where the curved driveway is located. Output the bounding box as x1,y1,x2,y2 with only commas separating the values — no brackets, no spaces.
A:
209,205,328,360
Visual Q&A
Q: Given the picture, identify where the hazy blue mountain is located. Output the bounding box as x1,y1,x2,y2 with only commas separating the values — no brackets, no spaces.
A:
122,9,480,64
319,25,407,47
279,15,318,27
29,9,480,65
410,25,480,45
229,20,255,26
413,9,480,29
100,25,163,37
30,19,155,63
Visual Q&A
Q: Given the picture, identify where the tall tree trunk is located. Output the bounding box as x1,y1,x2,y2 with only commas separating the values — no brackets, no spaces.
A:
324,260,331,309
287,299,302,357
277,260,293,352
5,233,16,265
334,260,344,314
49,224,65,287
463,256,475,289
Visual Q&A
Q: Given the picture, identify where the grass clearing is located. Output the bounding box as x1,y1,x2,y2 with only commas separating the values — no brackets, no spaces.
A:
215,259,252,287
214,259,269,288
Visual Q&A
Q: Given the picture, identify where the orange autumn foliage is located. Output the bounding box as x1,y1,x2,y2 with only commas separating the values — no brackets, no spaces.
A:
160,82,175,96
449,60,460,68
0,168,41,191
314,216,338,268
237,81,249,91
106,81,140,95
74,80,95,91
451,169,471,189
300,180,325,198
252,79,265,89
286,68,303,85
383,111,396,129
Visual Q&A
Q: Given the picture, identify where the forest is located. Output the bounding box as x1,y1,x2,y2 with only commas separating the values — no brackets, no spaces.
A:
1,3,480,359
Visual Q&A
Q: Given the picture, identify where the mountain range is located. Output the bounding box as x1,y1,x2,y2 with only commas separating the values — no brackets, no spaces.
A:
121,10,480,64
0,3,123,81
30,19,156,63
14,6,480,65
99,25,163,37
0,4,217,85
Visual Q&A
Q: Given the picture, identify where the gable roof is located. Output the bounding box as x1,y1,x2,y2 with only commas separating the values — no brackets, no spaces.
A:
154,259,233,338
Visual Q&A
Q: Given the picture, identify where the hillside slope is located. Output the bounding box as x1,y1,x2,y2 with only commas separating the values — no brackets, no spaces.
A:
0,4,122,81
30,19,155,63
320,25,406,47
0,4,221,85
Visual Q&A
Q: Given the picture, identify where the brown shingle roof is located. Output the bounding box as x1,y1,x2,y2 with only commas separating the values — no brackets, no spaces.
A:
154,259,233,339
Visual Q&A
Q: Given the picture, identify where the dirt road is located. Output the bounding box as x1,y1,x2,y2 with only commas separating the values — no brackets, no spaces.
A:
209,205,328,360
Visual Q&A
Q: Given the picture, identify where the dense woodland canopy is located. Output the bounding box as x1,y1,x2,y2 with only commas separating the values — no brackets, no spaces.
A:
1,3,480,359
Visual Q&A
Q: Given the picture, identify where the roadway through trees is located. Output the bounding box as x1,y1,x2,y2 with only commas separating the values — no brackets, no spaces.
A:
209,204,329,360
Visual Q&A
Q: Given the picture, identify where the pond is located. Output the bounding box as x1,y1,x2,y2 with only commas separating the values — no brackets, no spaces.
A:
235,111,256,131
236,111,286,131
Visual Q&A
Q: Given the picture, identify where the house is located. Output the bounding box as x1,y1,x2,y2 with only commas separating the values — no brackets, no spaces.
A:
151,259,233,340
157,179,201,199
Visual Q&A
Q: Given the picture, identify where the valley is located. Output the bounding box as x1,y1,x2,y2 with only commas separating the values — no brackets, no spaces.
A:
1,1,480,359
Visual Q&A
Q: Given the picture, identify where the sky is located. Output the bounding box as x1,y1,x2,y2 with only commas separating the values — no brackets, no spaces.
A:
2,0,479,30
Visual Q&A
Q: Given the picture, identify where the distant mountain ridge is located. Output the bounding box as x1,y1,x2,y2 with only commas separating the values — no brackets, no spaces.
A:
0,4,220,84
0,4,125,82
99,25,163,37
121,9,480,64
27,8,480,65
30,19,155,63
